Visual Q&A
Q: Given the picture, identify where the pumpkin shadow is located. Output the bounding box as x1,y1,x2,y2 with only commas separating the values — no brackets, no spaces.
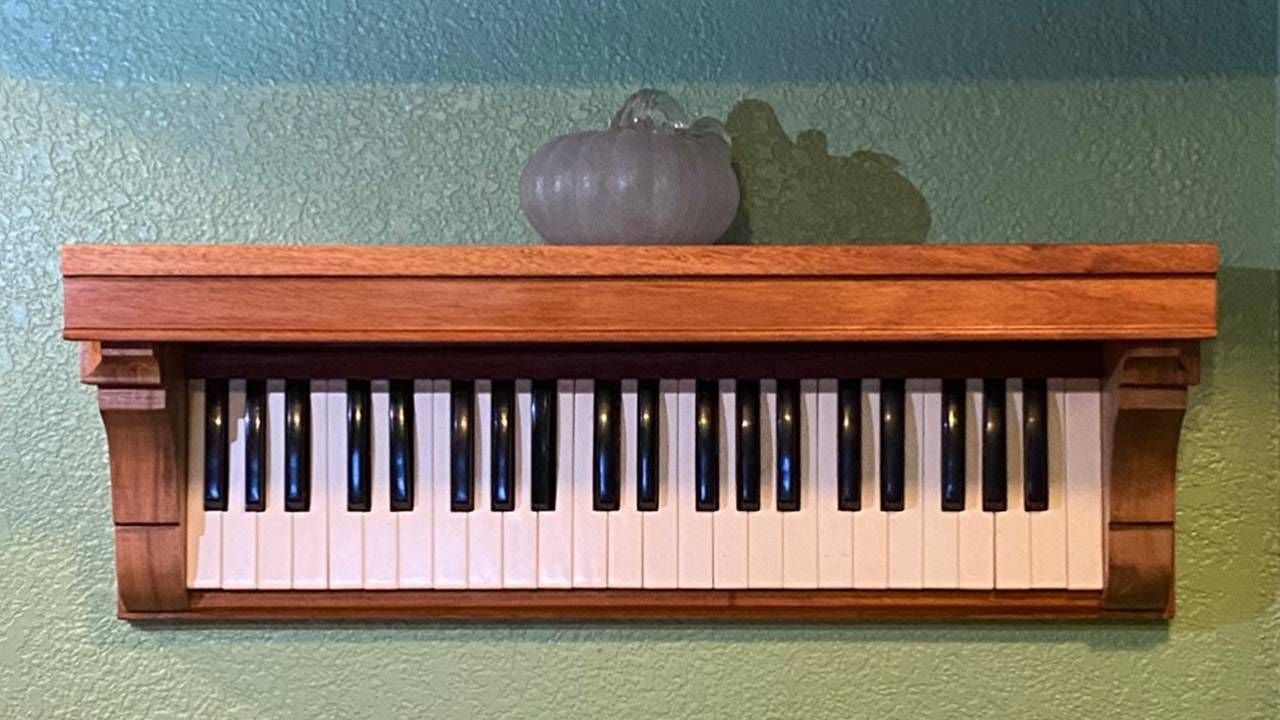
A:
718,99,930,245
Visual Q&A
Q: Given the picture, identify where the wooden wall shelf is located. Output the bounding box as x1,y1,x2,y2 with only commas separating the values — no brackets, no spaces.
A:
63,243,1217,622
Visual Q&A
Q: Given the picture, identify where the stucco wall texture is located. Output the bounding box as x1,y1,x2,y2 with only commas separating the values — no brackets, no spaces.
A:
1,2,1278,718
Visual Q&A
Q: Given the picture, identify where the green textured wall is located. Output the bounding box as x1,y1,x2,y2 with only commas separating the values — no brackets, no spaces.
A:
2,2,1278,718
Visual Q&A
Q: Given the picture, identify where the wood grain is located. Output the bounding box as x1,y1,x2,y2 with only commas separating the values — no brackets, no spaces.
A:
64,276,1216,343
1098,343,1192,618
85,344,186,525
1102,344,1196,525
115,525,188,613
61,243,1218,278
1103,526,1174,615
127,589,1114,621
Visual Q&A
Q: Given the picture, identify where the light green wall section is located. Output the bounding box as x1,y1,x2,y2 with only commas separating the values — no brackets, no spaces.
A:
1,72,1278,720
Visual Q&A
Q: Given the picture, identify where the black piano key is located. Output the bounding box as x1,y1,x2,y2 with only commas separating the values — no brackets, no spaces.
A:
880,379,906,512
776,379,801,512
530,380,557,511
346,380,372,512
593,380,621,512
636,380,660,512
243,380,267,512
837,379,861,511
451,380,475,512
695,380,720,512
283,380,311,512
982,378,1008,512
389,380,414,512
203,378,230,511
940,379,966,512
491,380,515,512
1023,378,1049,512
735,379,761,512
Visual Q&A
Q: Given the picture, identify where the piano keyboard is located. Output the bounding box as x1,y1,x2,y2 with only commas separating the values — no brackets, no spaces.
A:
186,377,1105,591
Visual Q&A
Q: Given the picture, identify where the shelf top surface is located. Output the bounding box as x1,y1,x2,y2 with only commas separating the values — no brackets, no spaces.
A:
62,243,1218,279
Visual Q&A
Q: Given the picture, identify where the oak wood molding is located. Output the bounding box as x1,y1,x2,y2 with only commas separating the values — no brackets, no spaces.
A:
62,244,1218,344
120,589,1114,622
64,276,1216,344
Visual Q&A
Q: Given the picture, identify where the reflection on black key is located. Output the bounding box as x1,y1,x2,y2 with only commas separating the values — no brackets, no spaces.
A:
389,380,414,512
284,380,311,512
530,380,557,511
347,380,371,512
451,381,475,512
1023,378,1049,512
244,380,266,512
982,378,1008,512
941,379,966,511
203,379,229,511
776,379,801,512
736,379,760,512
695,380,720,512
837,379,861,511
880,379,905,512
593,381,621,511
491,380,515,512
636,380,660,511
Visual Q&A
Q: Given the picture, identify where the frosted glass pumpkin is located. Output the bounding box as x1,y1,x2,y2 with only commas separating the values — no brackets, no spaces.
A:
519,89,740,245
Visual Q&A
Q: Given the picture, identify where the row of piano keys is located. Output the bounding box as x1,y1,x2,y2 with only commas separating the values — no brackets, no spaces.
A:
186,378,1104,591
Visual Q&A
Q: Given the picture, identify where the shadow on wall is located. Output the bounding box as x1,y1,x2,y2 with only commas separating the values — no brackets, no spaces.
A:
719,99,930,245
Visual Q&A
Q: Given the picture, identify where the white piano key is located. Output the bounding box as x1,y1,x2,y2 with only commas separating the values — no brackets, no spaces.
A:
995,380,1032,588
257,380,292,589
816,379,852,588
292,381,329,589
185,380,221,589
362,382,399,589
397,380,434,588
713,380,748,588
503,380,538,588
922,380,958,588
1030,379,1069,588
468,380,503,589
222,380,257,589
572,380,608,587
537,380,575,588
642,379,680,588
956,379,994,589
888,380,925,588
608,381,644,588
677,379,713,588
432,380,468,588
748,380,784,588
327,380,363,589
1065,379,1104,590
853,381,889,588
782,380,819,588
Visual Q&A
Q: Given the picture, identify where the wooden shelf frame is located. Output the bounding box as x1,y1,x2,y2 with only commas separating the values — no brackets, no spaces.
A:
63,243,1217,621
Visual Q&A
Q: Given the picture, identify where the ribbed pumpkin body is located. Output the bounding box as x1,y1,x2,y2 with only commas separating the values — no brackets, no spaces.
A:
520,128,739,245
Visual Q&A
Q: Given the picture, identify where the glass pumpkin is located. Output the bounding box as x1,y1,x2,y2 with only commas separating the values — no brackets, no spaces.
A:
519,89,740,245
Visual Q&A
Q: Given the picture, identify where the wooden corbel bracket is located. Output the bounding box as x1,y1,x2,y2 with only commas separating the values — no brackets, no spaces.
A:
1101,341,1199,617
82,341,189,612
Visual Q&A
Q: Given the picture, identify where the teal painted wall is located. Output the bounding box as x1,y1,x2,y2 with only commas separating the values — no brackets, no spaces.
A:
1,2,1277,718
